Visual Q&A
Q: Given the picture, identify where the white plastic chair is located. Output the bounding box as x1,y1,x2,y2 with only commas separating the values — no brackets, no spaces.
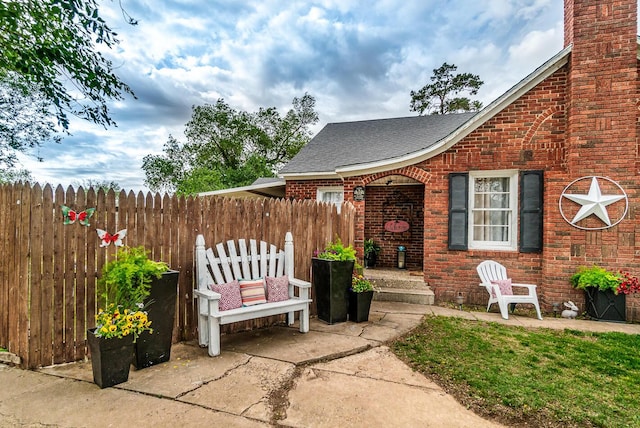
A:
476,260,543,320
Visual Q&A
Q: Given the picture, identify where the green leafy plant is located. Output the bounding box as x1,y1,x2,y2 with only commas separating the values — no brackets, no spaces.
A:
570,265,623,293
351,273,374,293
94,246,168,339
315,237,357,261
364,238,381,258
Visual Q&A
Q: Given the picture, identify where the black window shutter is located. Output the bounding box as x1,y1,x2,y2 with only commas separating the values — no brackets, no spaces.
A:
448,173,469,250
519,170,543,253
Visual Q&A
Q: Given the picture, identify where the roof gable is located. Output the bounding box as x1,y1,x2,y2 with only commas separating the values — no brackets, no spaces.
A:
281,45,573,179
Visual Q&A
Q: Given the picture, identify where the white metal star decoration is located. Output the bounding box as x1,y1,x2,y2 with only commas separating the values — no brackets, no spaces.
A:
562,177,625,226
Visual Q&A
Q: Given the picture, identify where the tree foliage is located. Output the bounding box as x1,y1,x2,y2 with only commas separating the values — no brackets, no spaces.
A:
0,0,135,168
142,94,318,195
0,74,61,169
410,63,483,115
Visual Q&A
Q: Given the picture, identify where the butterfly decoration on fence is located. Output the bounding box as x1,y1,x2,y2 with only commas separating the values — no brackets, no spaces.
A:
61,205,95,226
96,229,127,247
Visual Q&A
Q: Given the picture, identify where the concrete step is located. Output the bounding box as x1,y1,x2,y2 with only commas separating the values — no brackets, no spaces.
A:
373,287,435,305
370,276,426,290
364,268,433,305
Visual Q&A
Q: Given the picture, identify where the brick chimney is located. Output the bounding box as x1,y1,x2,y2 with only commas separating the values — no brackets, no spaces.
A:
564,0,638,175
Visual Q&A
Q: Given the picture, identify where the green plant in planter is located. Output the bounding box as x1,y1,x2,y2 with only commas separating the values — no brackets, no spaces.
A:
316,237,357,261
94,246,168,340
363,238,381,258
570,265,622,293
351,273,375,293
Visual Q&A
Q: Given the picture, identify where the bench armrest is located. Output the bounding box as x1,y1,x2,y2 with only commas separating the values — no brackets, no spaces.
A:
289,277,311,289
194,289,221,300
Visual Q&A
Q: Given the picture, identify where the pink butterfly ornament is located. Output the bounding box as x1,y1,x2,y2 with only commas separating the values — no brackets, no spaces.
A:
62,205,95,226
96,229,127,247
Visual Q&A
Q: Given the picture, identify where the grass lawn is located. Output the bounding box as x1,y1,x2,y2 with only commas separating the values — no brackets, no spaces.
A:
392,316,640,428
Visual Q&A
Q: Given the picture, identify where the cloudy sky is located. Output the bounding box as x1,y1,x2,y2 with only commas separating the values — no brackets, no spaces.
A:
19,0,566,191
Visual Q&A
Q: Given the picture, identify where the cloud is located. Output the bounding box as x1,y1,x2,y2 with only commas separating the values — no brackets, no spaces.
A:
21,0,566,190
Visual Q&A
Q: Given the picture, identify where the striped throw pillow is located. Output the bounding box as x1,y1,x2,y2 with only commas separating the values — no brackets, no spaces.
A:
239,278,267,306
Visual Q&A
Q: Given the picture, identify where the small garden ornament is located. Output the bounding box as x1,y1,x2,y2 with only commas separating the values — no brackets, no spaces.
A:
561,301,579,319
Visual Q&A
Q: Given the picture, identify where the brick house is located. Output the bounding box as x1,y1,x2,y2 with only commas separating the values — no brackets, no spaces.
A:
280,0,640,320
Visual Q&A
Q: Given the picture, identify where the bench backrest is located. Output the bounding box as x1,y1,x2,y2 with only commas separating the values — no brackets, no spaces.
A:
195,232,295,290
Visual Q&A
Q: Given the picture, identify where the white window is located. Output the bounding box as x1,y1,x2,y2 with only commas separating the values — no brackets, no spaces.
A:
469,170,518,250
317,187,344,213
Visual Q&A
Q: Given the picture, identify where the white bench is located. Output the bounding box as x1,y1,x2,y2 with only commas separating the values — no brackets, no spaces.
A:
194,232,311,356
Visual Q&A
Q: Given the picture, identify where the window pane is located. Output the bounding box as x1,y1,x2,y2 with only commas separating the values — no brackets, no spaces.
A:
474,177,509,193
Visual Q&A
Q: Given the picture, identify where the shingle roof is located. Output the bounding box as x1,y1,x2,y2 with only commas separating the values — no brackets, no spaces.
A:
279,112,477,175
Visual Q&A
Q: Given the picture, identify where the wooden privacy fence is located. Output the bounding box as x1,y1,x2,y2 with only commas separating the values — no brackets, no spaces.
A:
0,182,355,369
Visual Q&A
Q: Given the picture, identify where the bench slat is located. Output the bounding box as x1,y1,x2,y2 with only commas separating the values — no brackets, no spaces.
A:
227,239,243,280
216,242,234,283
250,239,259,279
205,247,225,285
239,239,251,279
218,299,311,325
259,241,267,278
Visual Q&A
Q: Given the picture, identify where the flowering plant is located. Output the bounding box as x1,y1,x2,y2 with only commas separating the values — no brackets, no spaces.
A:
314,237,357,261
617,271,640,295
94,303,153,340
351,273,374,293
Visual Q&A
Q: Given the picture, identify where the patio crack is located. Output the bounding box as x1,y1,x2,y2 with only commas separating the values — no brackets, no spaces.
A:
267,365,303,425
174,355,253,399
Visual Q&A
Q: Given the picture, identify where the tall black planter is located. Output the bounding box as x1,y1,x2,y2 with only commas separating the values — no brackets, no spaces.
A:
348,290,374,323
87,328,134,389
584,288,626,322
364,254,377,268
312,258,354,324
134,270,179,369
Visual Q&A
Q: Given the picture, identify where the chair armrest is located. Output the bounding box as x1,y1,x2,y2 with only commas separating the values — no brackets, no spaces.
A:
289,277,311,289
193,289,221,300
511,283,537,290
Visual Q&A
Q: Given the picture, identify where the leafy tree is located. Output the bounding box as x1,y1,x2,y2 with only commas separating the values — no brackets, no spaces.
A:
410,63,483,115
73,179,121,193
0,0,135,168
0,74,61,169
0,168,33,184
143,94,318,195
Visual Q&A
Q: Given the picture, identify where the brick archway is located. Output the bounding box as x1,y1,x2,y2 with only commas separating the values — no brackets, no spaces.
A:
359,167,428,269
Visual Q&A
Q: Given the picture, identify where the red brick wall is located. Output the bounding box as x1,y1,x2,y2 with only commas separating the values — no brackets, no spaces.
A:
285,179,343,200
412,67,569,307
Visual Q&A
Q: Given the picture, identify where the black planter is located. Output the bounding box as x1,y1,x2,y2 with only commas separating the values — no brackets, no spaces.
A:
348,290,374,323
312,258,354,324
584,288,626,322
364,254,377,268
134,270,179,369
87,328,134,389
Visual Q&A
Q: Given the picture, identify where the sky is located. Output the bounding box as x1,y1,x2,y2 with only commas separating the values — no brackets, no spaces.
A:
19,0,567,192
